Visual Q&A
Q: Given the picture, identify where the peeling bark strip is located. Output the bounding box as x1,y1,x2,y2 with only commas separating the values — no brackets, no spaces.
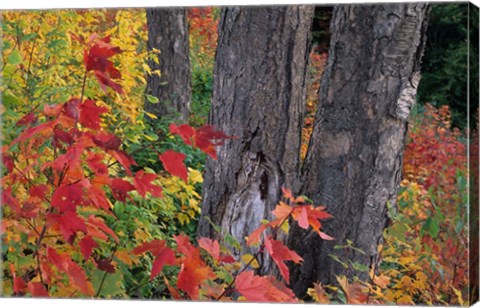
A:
145,8,191,121
197,6,314,270
289,4,430,295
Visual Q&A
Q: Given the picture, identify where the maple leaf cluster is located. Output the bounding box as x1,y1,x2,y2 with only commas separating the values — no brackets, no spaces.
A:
2,35,232,299
83,35,124,94
132,187,333,302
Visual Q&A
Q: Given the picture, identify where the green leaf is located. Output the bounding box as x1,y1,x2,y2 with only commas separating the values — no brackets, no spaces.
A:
328,254,348,268
2,92,21,108
349,261,369,272
91,269,126,298
47,39,68,49
2,40,12,50
146,95,159,104
421,217,440,238
7,49,22,65
387,222,408,242
20,33,37,42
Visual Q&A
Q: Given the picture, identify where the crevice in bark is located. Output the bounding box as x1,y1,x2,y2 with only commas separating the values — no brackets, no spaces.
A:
198,5,314,277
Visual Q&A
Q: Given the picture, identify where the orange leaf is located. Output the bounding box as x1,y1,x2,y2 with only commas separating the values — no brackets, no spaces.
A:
132,239,167,255
198,237,220,261
336,276,369,304
235,271,297,302
177,260,215,299
246,224,268,246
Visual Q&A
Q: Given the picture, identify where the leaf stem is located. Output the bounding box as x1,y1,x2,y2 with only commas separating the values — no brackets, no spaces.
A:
95,243,118,298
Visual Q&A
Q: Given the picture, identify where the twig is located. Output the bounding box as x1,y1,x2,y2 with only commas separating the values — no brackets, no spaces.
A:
95,243,119,297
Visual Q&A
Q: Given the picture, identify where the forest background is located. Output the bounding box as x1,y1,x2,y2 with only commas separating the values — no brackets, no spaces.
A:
0,0,478,306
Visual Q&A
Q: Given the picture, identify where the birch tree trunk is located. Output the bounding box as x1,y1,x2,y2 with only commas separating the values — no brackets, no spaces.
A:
289,3,430,295
197,6,314,272
145,8,191,121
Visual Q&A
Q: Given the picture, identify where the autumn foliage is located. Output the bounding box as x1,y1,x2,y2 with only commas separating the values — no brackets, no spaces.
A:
1,23,333,300
1,8,472,305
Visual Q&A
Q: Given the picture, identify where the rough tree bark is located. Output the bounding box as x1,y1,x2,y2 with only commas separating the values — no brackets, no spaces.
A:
197,6,314,270
288,4,430,295
145,8,191,121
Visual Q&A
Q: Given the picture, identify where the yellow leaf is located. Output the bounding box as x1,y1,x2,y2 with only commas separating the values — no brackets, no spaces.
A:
241,254,259,269
144,111,158,119
280,220,289,234
373,273,391,289
188,168,203,184
397,294,413,305
452,287,464,306
413,271,428,289
307,283,330,303
115,250,133,268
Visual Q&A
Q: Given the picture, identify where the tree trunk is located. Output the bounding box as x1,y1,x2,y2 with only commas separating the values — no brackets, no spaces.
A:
289,3,430,295
197,5,314,271
145,8,191,122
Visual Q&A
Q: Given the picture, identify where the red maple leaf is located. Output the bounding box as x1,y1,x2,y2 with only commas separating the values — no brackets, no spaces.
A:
108,149,136,176
9,264,27,295
11,121,55,146
79,100,108,129
235,271,298,302
62,99,81,120
150,247,176,280
86,152,109,176
79,235,98,260
91,132,122,151
159,150,188,182
169,124,234,159
47,211,87,242
94,257,116,273
27,282,49,297
94,71,124,94
86,175,111,211
84,36,122,71
29,184,48,201
169,123,195,145
51,142,86,175
195,125,232,159
86,215,119,242
51,181,88,212
16,111,38,127
109,178,134,202
47,247,94,296
53,127,73,147
132,240,176,280
2,151,14,173
83,36,124,94
133,170,163,198
264,236,302,283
